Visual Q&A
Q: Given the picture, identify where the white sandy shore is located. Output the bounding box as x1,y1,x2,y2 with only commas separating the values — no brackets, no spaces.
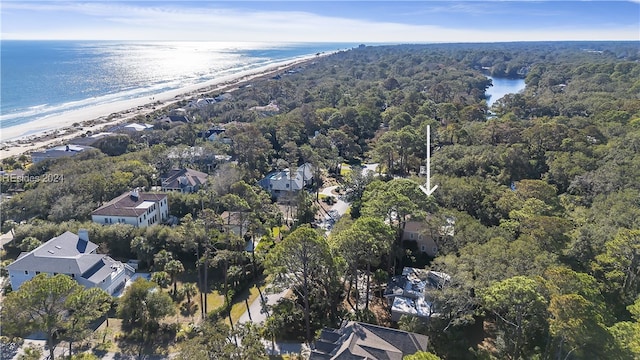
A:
0,53,326,160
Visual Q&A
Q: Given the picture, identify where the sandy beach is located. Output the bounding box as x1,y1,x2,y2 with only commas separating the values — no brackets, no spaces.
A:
0,53,325,160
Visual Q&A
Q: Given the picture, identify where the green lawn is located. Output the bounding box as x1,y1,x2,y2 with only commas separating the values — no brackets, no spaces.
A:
272,226,287,240
340,163,351,176
206,290,225,310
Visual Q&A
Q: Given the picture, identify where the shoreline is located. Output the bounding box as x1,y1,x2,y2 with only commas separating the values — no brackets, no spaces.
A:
0,52,328,160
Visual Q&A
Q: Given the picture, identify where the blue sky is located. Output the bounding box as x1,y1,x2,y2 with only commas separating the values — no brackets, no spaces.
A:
1,1,639,42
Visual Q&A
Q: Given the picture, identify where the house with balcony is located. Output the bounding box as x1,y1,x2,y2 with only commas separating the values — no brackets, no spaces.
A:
6,230,134,296
91,189,168,228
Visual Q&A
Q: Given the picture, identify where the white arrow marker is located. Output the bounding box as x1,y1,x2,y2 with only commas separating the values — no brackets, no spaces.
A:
419,125,438,196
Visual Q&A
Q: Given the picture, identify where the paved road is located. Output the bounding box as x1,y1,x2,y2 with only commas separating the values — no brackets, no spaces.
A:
237,285,290,325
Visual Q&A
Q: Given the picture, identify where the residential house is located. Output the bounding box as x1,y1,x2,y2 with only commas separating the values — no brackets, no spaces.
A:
186,93,232,108
69,132,116,147
187,97,217,109
258,163,314,197
161,168,208,193
6,230,135,296
220,211,259,251
249,101,280,117
402,216,455,257
220,211,249,238
157,108,191,124
384,267,450,322
114,123,154,133
198,126,232,144
91,189,168,228
31,144,94,163
309,321,429,360
166,146,231,170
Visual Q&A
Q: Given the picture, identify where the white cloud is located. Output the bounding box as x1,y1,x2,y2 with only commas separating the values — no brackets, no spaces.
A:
1,1,638,42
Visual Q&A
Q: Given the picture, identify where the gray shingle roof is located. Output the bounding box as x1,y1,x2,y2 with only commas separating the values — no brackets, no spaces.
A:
7,231,128,285
81,256,124,284
310,322,428,360
7,231,98,274
162,168,208,190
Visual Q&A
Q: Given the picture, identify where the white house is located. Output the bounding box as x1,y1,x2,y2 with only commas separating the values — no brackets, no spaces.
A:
91,189,169,228
6,230,135,296
259,163,314,197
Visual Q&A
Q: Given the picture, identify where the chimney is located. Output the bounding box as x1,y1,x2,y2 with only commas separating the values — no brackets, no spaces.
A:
130,188,140,201
78,229,89,242
77,229,89,253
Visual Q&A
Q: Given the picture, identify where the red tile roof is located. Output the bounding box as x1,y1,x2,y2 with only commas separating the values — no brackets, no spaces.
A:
91,191,166,217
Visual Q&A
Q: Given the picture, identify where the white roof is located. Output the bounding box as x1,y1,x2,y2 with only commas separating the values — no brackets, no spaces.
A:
392,296,432,317
51,144,86,152
135,201,156,210
124,123,154,131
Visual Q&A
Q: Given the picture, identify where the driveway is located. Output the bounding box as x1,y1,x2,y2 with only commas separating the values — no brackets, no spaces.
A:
238,285,290,325
318,185,350,234
320,186,349,216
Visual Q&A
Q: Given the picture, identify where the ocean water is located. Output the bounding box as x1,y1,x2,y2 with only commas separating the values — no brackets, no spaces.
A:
0,41,353,130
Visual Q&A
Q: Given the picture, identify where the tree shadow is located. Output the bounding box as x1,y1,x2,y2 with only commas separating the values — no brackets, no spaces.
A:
115,326,175,360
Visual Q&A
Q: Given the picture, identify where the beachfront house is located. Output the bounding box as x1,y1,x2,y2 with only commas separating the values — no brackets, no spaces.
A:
110,122,154,133
157,108,191,124
69,132,116,147
6,229,135,296
161,168,208,193
91,189,168,228
310,321,429,359
30,144,94,163
187,97,217,109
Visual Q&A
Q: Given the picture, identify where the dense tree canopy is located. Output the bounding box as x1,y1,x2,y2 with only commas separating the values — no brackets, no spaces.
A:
1,274,111,360
2,41,639,359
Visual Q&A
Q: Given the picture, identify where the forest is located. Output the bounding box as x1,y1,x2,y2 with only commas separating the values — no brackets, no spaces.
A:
1,41,639,359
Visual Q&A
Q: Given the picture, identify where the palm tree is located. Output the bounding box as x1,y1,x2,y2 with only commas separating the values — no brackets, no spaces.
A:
182,282,198,305
165,260,185,296
151,271,170,288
